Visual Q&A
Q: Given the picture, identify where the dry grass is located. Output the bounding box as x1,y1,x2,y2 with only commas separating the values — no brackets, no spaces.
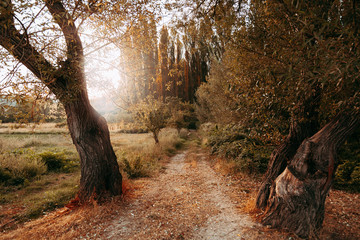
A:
0,178,145,240
1,139,359,239
0,123,68,134
0,124,186,233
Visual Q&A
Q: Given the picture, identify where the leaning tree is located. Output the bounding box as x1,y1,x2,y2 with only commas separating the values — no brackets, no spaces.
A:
191,0,360,237
0,0,124,202
249,0,360,238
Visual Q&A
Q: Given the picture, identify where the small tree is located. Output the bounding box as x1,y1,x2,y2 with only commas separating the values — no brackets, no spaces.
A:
131,96,169,144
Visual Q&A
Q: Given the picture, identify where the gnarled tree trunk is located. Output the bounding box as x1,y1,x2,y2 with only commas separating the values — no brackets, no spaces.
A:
261,109,360,238
256,120,317,209
256,87,321,209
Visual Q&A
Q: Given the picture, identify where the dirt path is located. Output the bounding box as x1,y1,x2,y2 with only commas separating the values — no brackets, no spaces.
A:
2,149,357,239
103,151,285,240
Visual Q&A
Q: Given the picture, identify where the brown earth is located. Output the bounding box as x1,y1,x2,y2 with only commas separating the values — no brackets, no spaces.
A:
1,148,359,239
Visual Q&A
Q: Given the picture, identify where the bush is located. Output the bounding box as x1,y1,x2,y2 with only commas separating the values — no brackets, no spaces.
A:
38,151,78,172
166,97,198,132
39,151,65,171
351,167,360,187
121,156,148,178
334,129,360,192
336,161,356,184
335,161,360,192
22,159,47,179
118,154,154,179
205,124,273,174
0,167,12,183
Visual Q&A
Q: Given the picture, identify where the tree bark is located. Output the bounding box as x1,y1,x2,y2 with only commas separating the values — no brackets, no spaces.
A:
256,121,313,209
64,90,122,201
261,109,360,238
153,130,160,144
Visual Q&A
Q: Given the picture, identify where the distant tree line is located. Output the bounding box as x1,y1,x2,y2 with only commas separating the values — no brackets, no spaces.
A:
0,97,65,123
119,17,218,105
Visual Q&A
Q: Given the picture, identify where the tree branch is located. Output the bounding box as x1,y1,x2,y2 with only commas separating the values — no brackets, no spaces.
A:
0,0,56,87
45,0,83,62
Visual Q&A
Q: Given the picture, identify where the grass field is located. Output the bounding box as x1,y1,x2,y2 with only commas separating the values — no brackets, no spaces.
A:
0,123,185,231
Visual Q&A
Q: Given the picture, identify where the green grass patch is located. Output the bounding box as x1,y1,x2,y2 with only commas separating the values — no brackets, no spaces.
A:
21,174,79,219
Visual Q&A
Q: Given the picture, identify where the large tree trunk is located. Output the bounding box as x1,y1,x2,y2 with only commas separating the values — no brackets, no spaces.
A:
64,89,122,202
255,121,316,209
256,87,321,209
261,110,360,238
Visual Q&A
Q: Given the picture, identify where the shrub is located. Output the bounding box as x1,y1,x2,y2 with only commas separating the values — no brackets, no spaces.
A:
351,167,360,185
335,161,356,184
119,155,152,179
22,159,47,179
334,129,360,192
0,167,12,183
205,124,273,174
116,144,166,179
39,151,65,171
38,151,78,172
121,156,147,178
166,97,198,132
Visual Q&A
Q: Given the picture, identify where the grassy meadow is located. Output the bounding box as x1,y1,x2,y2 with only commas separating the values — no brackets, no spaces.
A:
0,123,186,231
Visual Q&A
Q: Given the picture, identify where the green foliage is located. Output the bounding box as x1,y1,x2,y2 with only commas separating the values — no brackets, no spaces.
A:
336,162,356,184
166,97,198,132
119,155,150,179
39,150,79,173
196,0,360,147
334,130,360,192
0,147,78,187
23,186,77,219
39,151,65,171
351,167,360,186
118,152,157,179
206,124,273,174
0,167,12,183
